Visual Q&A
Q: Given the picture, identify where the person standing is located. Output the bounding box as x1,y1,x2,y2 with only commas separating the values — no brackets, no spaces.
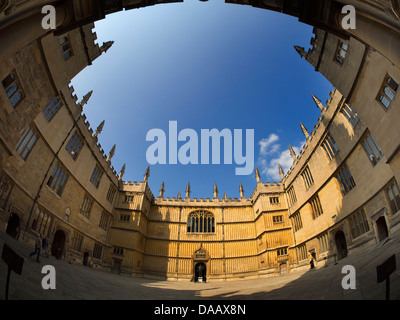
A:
29,234,43,262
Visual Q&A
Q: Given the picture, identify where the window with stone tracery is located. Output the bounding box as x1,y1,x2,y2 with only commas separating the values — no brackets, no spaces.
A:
187,210,215,233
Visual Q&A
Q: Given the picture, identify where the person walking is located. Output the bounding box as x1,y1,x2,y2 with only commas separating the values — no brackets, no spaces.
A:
29,234,43,262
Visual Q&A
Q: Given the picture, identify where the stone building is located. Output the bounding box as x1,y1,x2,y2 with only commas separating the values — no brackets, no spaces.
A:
0,0,400,282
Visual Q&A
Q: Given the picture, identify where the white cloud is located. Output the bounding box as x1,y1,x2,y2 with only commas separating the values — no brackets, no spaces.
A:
257,133,305,182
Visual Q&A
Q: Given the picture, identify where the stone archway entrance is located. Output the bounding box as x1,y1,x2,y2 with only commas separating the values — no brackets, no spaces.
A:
376,216,389,242
335,230,348,260
194,262,207,282
192,245,210,282
6,212,19,238
51,229,66,259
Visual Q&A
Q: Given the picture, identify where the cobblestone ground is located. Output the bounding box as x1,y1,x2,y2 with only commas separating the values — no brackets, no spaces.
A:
1,229,400,300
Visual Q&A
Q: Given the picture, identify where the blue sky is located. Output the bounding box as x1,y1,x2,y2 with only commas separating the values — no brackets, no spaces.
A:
71,0,333,199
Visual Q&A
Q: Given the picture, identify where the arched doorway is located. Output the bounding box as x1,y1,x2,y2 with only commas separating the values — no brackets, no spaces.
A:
376,216,389,242
6,213,19,238
83,252,89,266
51,229,66,259
279,262,287,274
113,260,121,274
335,230,348,260
194,262,206,283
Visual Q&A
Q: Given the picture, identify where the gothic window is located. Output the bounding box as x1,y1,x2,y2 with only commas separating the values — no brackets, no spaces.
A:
46,163,69,196
2,72,24,107
318,233,329,253
335,41,349,64
287,186,297,206
187,210,215,233
42,96,62,121
270,196,279,204
0,172,13,209
378,76,398,109
362,132,383,166
65,131,84,160
90,164,103,188
99,211,109,230
59,36,73,60
335,164,356,196
321,133,339,160
341,103,360,128
106,184,117,203
277,247,288,256
93,243,103,259
15,125,38,160
349,208,370,239
301,165,314,189
310,195,323,219
386,181,400,215
297,244,307,261
80,194,93,219
292,211,303,232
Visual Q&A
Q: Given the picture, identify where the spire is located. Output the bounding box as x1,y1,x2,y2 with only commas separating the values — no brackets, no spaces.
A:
144,166,150,182
100,41,114,54
312,95,326,112
77,90,93,109
239,182,244,198
213,183,218,199
255,167,261,184
185,182,191,199
106,144,116,162
118,163,126,181
289,145,297,161
177,192,182,200
279,164,285,180
93,120,105,139
300,122,310,139
159,182,165,198
294,45,308,59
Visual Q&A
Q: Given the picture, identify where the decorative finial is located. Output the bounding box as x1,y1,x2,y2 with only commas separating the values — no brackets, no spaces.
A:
279,164,285,180
78,90,93,109
255,167,261,184
118,163,126,181
100,41,114,54
159,182,165,198
289,145,297,161
186,182,191,199
107,144,116,162
144,166,150,182
312,95,326,112
294,45,308,59
93,120,105,139
239,182,244,198
300,122,310,139
213,183,218,199
177,192,182,200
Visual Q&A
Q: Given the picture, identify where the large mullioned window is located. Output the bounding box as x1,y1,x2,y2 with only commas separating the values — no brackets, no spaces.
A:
187,210,215,233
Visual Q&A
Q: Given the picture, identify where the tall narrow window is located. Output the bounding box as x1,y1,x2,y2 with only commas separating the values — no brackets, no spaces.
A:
310,195,323,219
42,96,62,121
322,133,339,160
65,131,84,160
80,194,93,219
47,163,69,196
2,72,23,107
90,164,103,188
287,186,297,206
386,181,400,215
298,244,307,261
362,132,384,166
71,232,83,252
0,172,13,209
301,165,314,189
292,211,303,232
318,233,329,253
15,126,38,160
336,164,356,196
336,41,349,64
99,211,110,230
341,104,360,128
106,184,117,203
349,208,370,239
378,76,398,109
93,243,103,259
59,36,73,60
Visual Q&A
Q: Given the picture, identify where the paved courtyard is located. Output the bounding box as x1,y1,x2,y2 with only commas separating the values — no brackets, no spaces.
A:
1,230,400,300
